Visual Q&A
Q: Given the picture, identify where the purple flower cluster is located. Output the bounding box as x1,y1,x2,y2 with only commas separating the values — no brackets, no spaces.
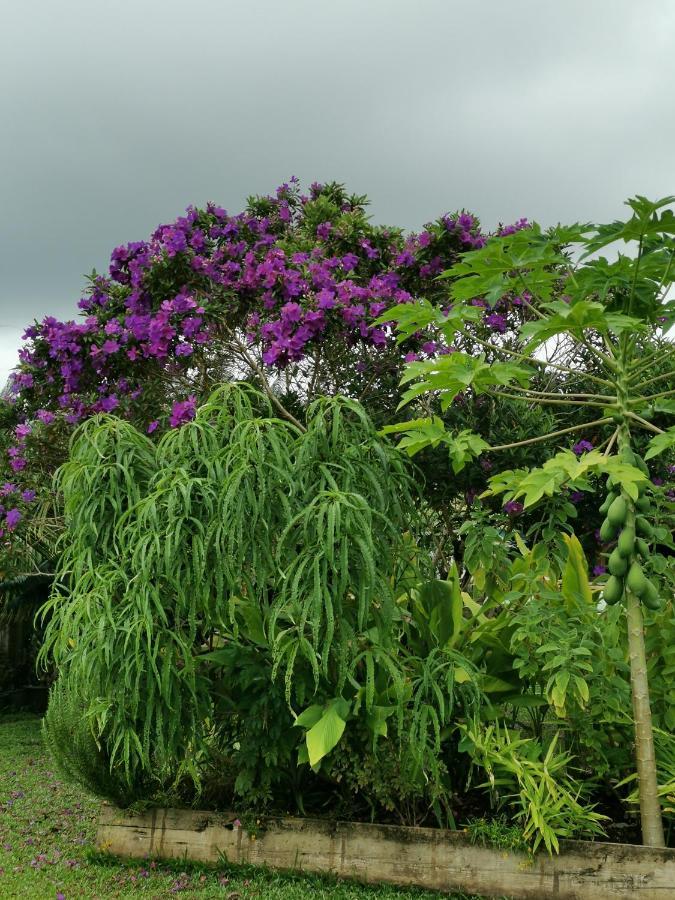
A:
497,217,530,237
1,181,532,549
169,396,197,428
572,439,594,456
9,183,528,421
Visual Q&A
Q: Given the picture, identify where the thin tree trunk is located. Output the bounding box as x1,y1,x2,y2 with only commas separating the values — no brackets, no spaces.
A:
625,587,665,846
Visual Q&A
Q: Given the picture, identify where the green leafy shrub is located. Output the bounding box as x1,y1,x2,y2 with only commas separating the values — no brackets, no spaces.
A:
40,384,485,825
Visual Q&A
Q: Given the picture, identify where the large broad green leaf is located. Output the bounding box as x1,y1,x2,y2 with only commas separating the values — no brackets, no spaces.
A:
483,450,648,507
644,427,675,460
374,300,482,345
398,352,531,411
582,195,675,256
304,699,349,767
294,704,324,729
446,430,490,473
521,300,643,350
477,675,519,693
440,228,569,306
374,299,440,342
380,416,447,456
561,534,593,608
381,418,489,470
417,564,464,648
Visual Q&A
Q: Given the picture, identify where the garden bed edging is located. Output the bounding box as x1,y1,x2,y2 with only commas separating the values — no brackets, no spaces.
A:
97,805,675,899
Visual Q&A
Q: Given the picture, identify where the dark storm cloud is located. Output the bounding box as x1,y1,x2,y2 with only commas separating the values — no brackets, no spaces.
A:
1,0,674,379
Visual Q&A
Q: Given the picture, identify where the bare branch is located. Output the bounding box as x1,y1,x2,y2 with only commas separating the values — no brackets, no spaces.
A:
488,416,610,452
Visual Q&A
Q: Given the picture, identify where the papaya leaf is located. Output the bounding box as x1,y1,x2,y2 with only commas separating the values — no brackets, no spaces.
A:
447,430,490,473
374,300,440,343
521,300,644,351
381,416,447,456
644,427,675,460
483,451,648,507
398,353,531,411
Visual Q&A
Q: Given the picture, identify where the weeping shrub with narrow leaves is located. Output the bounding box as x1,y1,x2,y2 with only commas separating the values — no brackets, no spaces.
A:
40,383,483,821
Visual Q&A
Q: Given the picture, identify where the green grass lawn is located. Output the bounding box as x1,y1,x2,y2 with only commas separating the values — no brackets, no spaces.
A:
0,714,489,900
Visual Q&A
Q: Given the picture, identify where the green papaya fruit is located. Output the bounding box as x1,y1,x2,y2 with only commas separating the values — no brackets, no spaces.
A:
600,518,618,543
607,495,628,528
627,561,649,597
603,575,624,605
635,495,651,514
617,526,635,558
608,548,629,577
599,494,614,516
636,537,650,559
641,581,661,611
636,517,654,539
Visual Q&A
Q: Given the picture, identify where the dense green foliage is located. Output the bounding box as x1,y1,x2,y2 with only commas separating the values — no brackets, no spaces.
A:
35,195,675,857
42,386,471,819
382,195,675,845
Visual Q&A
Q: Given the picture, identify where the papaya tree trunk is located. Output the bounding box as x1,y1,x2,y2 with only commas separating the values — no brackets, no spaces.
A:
615,358,665,847
625,586,665,846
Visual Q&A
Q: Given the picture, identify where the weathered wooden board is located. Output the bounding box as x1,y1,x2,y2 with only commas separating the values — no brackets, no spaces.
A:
97,805,675,899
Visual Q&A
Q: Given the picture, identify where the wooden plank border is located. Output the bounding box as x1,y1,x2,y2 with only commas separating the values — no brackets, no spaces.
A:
97,805,675,899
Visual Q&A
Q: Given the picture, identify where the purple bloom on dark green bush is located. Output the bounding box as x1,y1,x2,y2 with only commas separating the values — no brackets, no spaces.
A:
572,440,594,455
5,508,21,530
99,395,119,413
484,313,507,333
170,396,197,428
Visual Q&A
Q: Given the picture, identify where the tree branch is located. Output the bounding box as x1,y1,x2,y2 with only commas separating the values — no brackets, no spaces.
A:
487,389,614,409
228,337,307,433
459,329,616,388
488,416,610,452
631,371,675,393
627,343,675,380
495,385,614,401
625,412,665,435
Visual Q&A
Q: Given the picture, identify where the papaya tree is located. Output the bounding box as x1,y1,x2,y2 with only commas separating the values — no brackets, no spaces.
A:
378,195,675,846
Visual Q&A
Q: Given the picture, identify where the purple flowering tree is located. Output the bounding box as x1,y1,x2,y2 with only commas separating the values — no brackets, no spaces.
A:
0,180,533,576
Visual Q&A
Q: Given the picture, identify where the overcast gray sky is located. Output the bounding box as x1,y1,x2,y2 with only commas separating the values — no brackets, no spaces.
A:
1,0,674,382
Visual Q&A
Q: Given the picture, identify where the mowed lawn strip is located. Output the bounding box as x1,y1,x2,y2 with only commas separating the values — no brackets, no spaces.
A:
0,715,491,900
